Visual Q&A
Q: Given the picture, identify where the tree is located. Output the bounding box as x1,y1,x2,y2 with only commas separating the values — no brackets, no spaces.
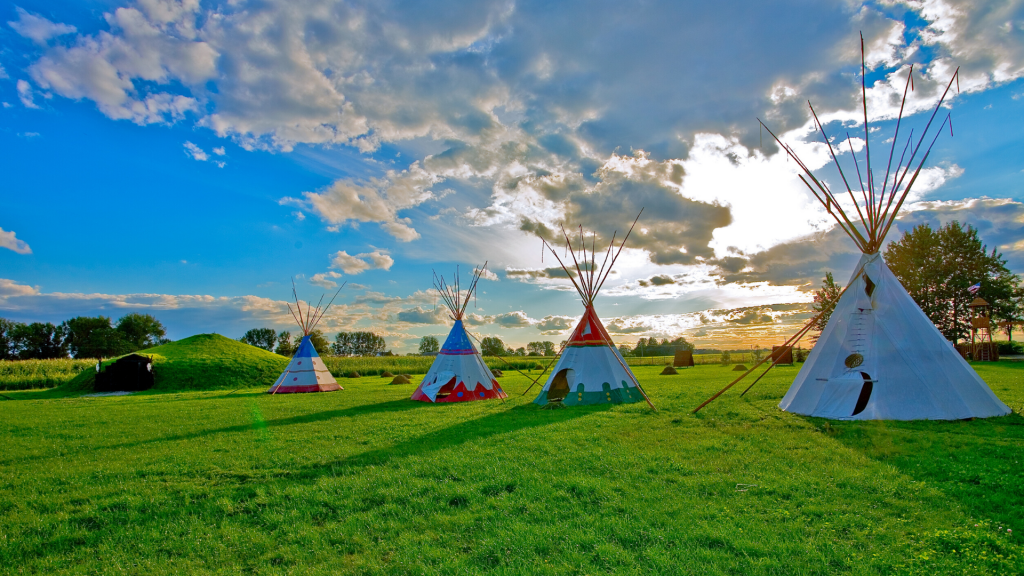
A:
811,272,843,343
480,336,505,356
332,331,387,356
996,283,1024,342
63,316,132,358
308,329,331,354
667,336,695,352
0,318,24,360
11,322,70,359
526,341,546,356
542,341,556,355
618,343,633,357
418,335,440,355
115,313,166,350
886,221,1014,343
275,331,296,356
513,347,526,356
720,350,732,365
240,328,277,352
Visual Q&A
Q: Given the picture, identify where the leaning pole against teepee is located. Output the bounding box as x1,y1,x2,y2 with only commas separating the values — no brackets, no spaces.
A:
529,214,656,410
411,264,507,403
268,281,345,394
706,35,1009,420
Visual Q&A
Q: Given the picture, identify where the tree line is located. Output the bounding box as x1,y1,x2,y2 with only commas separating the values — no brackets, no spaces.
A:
240,328,391,357
0,313,167,360
812,221,1024,343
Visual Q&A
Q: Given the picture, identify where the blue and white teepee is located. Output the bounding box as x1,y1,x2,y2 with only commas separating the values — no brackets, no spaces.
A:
268,280,345,394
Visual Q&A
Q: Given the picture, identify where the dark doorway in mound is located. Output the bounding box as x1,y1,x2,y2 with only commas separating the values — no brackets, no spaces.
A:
95,354,155,392
435,376,458,399
547,369,573,403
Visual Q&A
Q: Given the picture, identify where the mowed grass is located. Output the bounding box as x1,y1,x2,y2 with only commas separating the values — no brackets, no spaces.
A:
1,363,1023,575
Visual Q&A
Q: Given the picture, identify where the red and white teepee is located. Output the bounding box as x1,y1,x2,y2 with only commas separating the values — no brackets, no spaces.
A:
530,215,656,410
411,264,506,403
268,281,345,394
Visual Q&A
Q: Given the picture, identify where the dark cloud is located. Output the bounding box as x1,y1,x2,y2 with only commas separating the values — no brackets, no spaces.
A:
536,315,575,334
491,310,536,328
396,306,448,324
505,266,576,281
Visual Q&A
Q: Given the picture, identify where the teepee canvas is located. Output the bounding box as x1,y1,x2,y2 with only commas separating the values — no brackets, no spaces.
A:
531,217,656,410
268,281,344,394
756,36,1010,420
411,265,507,403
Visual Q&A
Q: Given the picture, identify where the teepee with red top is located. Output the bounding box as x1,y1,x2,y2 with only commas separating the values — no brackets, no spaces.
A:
411,263,507,403
268,281,345,394
531,215,656,410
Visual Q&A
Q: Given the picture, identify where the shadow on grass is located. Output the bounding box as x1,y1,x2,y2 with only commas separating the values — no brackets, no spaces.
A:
288,402,610,481
815,411,1024,528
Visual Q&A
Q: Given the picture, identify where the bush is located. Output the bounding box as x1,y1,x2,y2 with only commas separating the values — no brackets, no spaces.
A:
997,341,1023,355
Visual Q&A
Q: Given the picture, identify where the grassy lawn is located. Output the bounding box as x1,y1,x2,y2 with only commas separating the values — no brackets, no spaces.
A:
1,362,1022,575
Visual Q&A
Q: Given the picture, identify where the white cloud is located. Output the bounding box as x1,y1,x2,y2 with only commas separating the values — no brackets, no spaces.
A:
329,250,394,275
473,266,499,281
8,8,77,45
0,227,32,254
183,141,208,161
309,271,342,289
0,279,39,297
212,146,225,155
16,80,39,109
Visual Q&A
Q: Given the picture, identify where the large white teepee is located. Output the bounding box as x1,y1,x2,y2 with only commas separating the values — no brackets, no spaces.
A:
411,265,506,403
530,217,656,410
780,252,1009,419
268,281,344,394
756,36,1009,420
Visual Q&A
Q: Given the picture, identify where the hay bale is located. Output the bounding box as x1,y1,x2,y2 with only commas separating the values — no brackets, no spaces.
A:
660,366,678,375
732,364,748,371
389,375,411,385
401,374,411,379
346,371,361,378
492,369,503,377
381,371,394,378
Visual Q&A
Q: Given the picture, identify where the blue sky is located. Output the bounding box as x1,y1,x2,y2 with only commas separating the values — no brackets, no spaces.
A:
1,0,1023,352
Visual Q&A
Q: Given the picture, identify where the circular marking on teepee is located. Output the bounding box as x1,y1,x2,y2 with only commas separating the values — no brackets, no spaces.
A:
457,391,464,397
845,353,864,369
293,377,298,381
479,391,484,397
298,361,302,365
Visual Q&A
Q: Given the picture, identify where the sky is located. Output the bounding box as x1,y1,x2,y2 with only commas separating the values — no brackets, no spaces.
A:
1,0,1023,353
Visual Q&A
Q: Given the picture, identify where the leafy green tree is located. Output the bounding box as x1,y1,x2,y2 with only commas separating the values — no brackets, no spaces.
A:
667,336,695,352
720,350,732,365
526,341,545,356
885,221,1015,342
542,341,556,355
115,313,166,350
275,331,295,356
618,343,633,357
308,329,331,354
63,316,132,358
996,283,1024,342
480,336,505,356
513,347,526,356
0,318,24,360
240,328,277,352
811,272,843,343
418,335,440,355
11,322,70,359
332,331,387,356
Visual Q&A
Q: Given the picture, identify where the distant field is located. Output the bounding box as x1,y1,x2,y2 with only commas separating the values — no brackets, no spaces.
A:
0,358,96,391
1,362,1021,574
0,351,776,391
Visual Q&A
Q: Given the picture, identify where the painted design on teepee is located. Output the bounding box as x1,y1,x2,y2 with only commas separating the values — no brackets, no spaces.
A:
268,280,345,394
527,215,656,410
695,35,1009,420
411,264,507,403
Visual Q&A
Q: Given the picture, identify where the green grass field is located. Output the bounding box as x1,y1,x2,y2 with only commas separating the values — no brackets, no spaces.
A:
1,361,1022,575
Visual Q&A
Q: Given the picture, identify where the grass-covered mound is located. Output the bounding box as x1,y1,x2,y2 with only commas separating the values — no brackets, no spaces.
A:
64,334,289,393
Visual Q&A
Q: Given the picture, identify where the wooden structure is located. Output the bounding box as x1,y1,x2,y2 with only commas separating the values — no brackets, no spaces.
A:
770,346,794,365
673,350,694,367
956,297,998,361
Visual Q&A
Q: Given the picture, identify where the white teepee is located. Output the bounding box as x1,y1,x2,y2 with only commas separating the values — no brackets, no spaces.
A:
752,36,1010,420
411,264,506,403
268,281,345,394
779,252,1009,419
530,216,656,410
